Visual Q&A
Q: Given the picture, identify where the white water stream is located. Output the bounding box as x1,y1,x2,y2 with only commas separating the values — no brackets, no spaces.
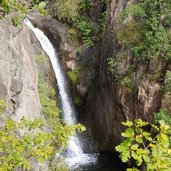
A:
24,18,96,168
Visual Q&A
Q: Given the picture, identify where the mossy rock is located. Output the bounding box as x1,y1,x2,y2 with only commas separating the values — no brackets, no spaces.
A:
67,69,79,85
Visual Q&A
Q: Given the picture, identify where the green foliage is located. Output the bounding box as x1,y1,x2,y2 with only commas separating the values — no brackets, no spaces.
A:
116,119,171,171
38,71,61,127
36,54,61,129
11,16,20,26
36,54,46,64
117,0,171,61
107,58,117,68
0,99,86,170
108,55,136,93
51,0,107,47
51,0,79,22
154,109,171,128
68,27,79,45
116,20,141,46
75,17,95,47
0,100,53,170
50,123,86,151
0,0,46,26
34,1,47,16
163,70,171,93
118,76,135,93
0,99,7,115
67,68,79,86
0,116,85,170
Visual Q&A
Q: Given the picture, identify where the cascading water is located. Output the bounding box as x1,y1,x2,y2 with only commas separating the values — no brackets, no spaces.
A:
24,18,96,169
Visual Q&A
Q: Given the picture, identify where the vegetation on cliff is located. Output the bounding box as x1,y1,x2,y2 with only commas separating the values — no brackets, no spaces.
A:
114,0,171,170
108,0,171,94
0,0,46,26
116,119,171,171
0,99,85,170
51,0,107,47
1,0,171,170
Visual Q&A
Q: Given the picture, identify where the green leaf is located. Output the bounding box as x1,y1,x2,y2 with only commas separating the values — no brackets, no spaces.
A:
142,132,152,141
127,168,140,171
131,151,143,166
122,120,133,127
135,135,143,143
135,119,148,127
121,128,134,138
131,144,139,151
38,2,46,9
142,155,150,163
120,151,131,162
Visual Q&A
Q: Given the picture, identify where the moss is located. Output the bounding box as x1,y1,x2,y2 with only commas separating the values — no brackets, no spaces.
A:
67,68,80,85
74,96,83,107
38,72,61,127
36,54,46,64
116,20,141,46
68,27,79,45
118,76,135,94
36,56,61,128
0,99,6,115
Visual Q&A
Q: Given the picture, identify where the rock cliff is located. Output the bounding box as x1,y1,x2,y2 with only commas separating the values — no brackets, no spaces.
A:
1,0,170,156
0,16,43,121
0,16,52,170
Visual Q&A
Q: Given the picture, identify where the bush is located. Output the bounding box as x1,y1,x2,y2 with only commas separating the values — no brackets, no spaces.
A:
116,0,171,61
51,0,79,22
116,119,171,171
0,99,86,170
154,109,171,127
0,0,46,26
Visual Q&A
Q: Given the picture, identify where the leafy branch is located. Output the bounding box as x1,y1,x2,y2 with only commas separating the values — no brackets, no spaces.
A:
116,119,171,171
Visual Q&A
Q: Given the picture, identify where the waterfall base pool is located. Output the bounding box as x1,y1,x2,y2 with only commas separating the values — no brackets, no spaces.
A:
68,152,126,171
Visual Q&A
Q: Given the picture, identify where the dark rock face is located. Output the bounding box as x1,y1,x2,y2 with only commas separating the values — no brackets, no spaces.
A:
81,0,169,151
0,16,54,170
0,17,42,120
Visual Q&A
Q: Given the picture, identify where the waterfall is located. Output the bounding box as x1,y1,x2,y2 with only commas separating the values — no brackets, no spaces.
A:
24,19,96,168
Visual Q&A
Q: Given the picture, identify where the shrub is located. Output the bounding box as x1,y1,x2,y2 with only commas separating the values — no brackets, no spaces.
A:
154,109,171,127
116,20,141,46
116,119,171,171
0,0,46,26
0,99,86,170
51,0,79,22
117,0,171,61
0,99,7,115
36,54,46,64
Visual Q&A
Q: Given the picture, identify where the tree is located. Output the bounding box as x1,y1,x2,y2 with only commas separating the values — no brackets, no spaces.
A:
117,0,171,61
115,119,171,171
0,99,85,170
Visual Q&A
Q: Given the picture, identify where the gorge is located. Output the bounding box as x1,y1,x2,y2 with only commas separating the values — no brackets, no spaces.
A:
24,18,97,169
0,0,171,170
